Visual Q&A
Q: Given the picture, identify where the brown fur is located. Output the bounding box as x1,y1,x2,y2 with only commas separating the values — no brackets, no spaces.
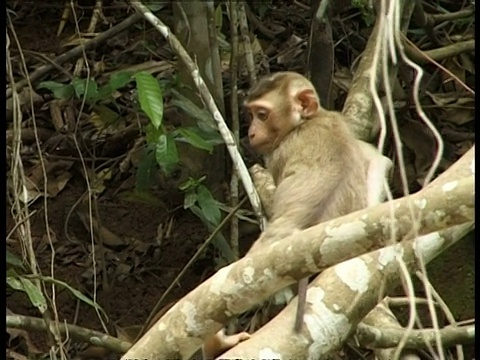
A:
245,72,370,331
246,72,369,249
267,110,368,231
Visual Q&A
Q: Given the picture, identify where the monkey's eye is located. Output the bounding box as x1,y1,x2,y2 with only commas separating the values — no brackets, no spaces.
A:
257,109,268,121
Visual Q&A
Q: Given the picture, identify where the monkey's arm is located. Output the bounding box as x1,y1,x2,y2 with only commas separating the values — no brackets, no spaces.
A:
248,173,336,255
246,165,340,252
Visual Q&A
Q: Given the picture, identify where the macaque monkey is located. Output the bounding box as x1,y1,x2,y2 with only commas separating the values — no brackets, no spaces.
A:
244,72,390,332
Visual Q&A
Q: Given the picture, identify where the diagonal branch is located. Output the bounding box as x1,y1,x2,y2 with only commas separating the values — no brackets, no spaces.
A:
221,222,473,358
121,146,474,360
129,1,266,228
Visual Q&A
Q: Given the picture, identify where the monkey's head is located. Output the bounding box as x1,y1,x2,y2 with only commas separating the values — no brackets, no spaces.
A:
244,72,320,154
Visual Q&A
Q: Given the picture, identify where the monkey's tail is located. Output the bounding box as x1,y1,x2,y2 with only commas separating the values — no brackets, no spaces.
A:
294,279,308,332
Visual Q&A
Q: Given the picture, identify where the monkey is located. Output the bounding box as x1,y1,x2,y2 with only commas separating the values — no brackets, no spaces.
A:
244,71,390,332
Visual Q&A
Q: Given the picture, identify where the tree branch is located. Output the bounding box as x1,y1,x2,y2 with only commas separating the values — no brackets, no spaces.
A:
121,147,474,359
221,222,473,358
356,322,475,349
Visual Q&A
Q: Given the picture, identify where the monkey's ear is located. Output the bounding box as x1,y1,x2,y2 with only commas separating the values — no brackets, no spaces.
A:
296,89,318,118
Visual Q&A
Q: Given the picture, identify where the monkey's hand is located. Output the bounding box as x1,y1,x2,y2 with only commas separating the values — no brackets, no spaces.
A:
202,329,251,359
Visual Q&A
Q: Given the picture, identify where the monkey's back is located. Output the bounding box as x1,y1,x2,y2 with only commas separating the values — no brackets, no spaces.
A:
267,110,369,228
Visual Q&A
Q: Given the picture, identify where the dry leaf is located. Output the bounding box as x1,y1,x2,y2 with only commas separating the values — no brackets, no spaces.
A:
76,210,127,248
6,328,42,356
426,92,474,125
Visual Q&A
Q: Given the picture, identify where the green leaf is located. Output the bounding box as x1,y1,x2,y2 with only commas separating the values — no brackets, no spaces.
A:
136,147,158,191
179,177,197,191
179,176,205,191
72,78,98,100
118,189,163,206
95,71,134,101
6,269,23,290
196,185,221,225
145,123,164,145
6,269,47,312
215,4,223,33
189,205,236,263
37,81,74,99
174,128,214,152
155,133,179,175
20,277,48,312
135,71,164,129
184,190,197,209
145,2,168,11
109,71,133,90
92,104,121,125
190,126,223,146
170,89,218,132
6,250,25,270
41,276,108,321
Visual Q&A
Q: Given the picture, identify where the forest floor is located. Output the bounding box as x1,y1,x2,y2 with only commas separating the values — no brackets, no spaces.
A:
6,1,474,359
6,4,236,358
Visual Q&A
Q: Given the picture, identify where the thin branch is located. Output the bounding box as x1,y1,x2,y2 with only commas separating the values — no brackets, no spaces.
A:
228,0,241,258
415,271,466,359
6,314,131,354
222,222,473,357
136,197,248,341
238,2,257,86
6,12,143,98
121,146,473,360
430,7,474,23
356,323,475,349
130,1,266,230
361,301,422,360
